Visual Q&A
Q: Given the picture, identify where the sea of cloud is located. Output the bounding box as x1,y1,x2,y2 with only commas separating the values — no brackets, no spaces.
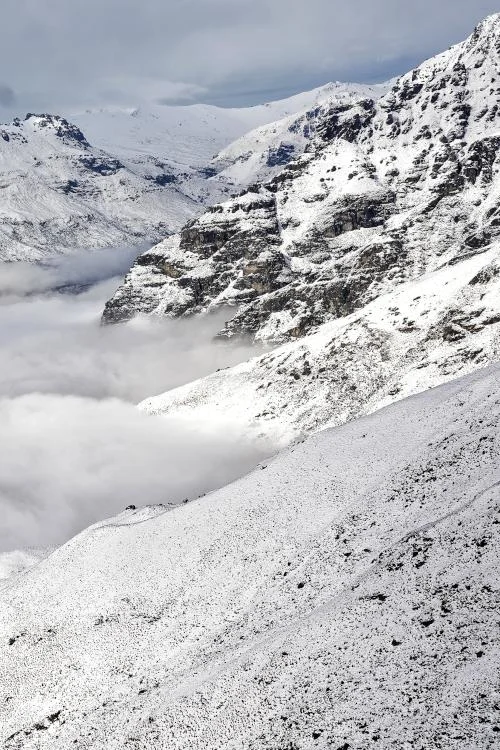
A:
0,248,275,566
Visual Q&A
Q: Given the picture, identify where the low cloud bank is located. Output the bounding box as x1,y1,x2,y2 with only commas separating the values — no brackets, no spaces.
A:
0,276,261,402
0,394,272,551
0,248,274,553
0,245,142,298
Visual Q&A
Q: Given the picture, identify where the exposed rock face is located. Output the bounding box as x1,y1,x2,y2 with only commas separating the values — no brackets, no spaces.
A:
141,241,500,441
104,15,500,343
102,192,283,323
24,113,90,146
3,86,369,261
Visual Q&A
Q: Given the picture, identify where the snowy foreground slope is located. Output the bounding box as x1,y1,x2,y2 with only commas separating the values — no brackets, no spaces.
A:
104,14,500,345
1,365,499,749
0,85,372,261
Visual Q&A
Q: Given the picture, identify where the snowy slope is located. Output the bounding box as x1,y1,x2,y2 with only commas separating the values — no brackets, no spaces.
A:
141,239,500,440
1,364,499,748
70,85,368,172
208,82,389,189
0,548,51,583
104,14,500,347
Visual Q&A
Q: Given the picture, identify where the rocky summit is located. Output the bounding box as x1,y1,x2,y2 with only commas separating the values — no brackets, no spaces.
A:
0,113,203,260
103,14,500,348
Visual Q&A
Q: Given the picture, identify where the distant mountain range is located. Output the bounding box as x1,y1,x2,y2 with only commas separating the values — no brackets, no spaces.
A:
0,84,383,260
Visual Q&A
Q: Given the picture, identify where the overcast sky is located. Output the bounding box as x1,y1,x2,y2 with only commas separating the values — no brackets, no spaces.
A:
1,0,499,114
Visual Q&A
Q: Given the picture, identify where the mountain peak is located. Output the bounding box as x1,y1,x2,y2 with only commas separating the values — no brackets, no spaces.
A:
23,113,90,146
464,12,500,53
474,11,500,34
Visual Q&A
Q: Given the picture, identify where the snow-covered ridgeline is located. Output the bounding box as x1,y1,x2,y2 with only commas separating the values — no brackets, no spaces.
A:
0,113,200,260
207,82,389,189
0,83,375,261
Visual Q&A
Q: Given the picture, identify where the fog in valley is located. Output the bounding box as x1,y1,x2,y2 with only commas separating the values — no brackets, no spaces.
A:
0,247,275,564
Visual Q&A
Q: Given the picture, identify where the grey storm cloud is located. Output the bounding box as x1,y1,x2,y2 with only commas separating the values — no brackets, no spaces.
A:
1,1,499,109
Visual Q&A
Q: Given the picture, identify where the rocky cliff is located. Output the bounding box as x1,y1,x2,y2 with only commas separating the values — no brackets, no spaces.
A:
0,86,375,261
141,238,500,441
103,15,500,347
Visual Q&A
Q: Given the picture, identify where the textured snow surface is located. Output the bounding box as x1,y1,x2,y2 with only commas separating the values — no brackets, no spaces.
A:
208,82,388,189
0,548,50,584
1,365,499,748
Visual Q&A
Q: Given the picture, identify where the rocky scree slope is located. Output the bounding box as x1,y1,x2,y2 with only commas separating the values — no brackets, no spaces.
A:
103,14,500,346
141,238,500,441
1,364,499,749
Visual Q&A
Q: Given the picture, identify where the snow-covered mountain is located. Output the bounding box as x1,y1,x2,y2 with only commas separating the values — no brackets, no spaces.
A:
0,113,201,260
207,82,388,189
70,84,380,174
1,364,498,748
0,85,379,261
3,19,499,743
104,14,500,348
141,238,500,441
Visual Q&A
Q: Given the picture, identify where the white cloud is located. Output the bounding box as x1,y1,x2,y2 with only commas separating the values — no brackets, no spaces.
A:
0,393,272,551
101,76,209,105
0,251,260,401
0,249,275,552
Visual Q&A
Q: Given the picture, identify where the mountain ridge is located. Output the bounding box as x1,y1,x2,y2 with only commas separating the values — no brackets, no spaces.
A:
99,14,500,446
2,16,499,748
0,84,377,261
0,112,200,260
102,13,500,344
